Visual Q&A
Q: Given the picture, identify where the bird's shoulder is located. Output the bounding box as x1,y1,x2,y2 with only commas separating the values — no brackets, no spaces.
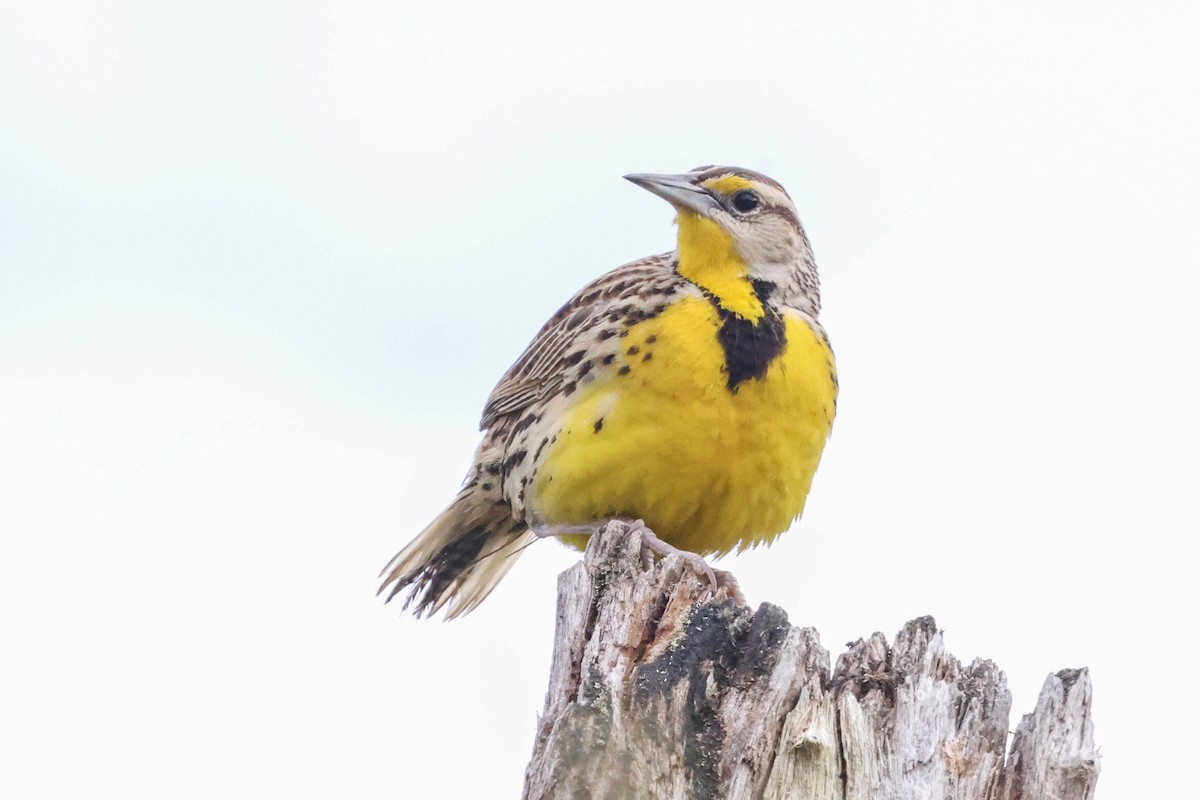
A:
479,251,693,430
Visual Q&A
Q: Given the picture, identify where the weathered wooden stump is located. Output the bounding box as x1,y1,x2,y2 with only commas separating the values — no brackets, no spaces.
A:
523,522,1099,800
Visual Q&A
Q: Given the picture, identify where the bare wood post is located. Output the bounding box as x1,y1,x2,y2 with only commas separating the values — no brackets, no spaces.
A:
523,522,1099,800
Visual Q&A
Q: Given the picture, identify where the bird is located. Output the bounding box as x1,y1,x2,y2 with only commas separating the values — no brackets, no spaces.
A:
379,166,837,619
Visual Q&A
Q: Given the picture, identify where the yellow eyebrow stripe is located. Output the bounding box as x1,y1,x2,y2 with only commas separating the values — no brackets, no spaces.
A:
702,175,756,195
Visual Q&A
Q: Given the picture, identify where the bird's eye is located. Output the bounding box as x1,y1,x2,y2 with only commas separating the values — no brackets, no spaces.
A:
732,190,760,213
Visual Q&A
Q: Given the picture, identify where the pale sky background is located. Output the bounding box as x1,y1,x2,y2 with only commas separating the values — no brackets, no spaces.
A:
2,2,1198,798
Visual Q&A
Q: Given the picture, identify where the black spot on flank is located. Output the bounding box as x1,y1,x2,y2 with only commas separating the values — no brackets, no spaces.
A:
653,303,667,314
598,329,616,340
503,450,526,471
627,345,640,356
602,354,616,365
562,381,577,395
481,482,493,491
534,436,550,461
618,365,631,376
486,463,501,475
618,330,630,338
608,312,621,323
513,413,536,432
643,352,653,361
646,335,658,344
577,360,593,377
565,351,586,366
593,419,604,433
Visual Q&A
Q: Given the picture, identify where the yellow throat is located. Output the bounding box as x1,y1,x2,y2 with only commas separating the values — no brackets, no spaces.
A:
674,211,765,322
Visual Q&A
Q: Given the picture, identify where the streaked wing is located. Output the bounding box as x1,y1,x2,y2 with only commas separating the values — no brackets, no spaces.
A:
480,252,680,430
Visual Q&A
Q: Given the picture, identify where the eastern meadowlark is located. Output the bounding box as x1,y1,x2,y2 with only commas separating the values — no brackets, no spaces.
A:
379,166,837,619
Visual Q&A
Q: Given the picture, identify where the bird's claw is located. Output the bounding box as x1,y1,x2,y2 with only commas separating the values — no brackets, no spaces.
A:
633,522,741,601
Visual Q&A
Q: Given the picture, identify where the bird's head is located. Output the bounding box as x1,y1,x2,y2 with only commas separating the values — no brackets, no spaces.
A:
625,166,820,315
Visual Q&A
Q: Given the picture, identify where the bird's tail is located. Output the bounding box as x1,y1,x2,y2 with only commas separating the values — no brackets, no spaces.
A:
377,486,534,619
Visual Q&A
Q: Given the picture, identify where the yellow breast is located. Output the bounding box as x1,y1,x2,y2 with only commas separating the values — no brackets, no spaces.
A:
529,295,837,555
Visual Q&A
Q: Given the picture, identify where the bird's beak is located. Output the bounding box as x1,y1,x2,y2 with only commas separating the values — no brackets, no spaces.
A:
624,172,720,216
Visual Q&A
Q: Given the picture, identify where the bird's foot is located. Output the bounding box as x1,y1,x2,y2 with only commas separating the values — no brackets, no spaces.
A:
628,521,745,604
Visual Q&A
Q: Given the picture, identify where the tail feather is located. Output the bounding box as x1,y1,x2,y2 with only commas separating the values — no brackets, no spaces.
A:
378,487,533,619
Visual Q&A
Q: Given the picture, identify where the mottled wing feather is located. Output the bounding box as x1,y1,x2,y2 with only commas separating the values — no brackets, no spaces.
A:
479,252,679,430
